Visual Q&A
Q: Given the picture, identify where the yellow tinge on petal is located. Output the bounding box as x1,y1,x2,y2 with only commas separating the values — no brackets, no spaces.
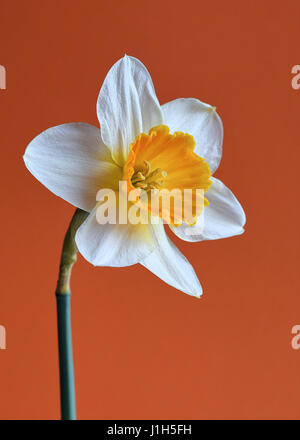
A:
123,125,212,226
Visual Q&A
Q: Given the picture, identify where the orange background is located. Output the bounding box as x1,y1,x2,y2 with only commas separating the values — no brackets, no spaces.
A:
0,0,300,420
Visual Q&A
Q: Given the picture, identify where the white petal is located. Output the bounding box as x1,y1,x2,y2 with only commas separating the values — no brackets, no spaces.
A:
97,55,163,167
140,223,203,298
75,205,159,267
170,177,246,242
24,123,121,212
162,98,223,173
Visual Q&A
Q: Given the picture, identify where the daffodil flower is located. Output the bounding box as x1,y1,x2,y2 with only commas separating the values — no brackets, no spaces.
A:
24,55,245,298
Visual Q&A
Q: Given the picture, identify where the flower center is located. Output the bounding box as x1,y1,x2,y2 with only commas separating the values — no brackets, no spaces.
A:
131,160,168,191
122,125,212,225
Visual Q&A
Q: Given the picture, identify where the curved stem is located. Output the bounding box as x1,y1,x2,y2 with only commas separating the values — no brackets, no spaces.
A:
55,208,88,420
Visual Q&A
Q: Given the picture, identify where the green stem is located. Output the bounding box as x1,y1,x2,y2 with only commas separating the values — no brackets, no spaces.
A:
56,294,76,420
55,209,88,420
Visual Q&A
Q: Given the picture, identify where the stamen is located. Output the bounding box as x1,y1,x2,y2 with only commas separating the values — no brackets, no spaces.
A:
131,171,145,184
143,160,151,177
147,168,162,179
131,161,168,191
135,182,148,189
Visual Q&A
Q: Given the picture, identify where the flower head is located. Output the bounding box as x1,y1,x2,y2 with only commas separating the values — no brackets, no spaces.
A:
23,55,245,297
